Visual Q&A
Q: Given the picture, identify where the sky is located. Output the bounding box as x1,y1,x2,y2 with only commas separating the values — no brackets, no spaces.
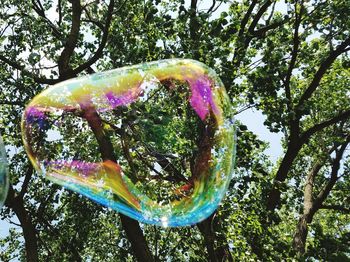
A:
235,109,283,162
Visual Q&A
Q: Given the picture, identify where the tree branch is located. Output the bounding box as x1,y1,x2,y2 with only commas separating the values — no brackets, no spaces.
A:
82,5,104,30
188,0,200,59
232,0,273,69
58,0,62,26
296,37,350,114
238,0,258,38
31,0,62,39
36,211,82,260
268,124,349,211
267,139,303,210
284,2,303,113
125,121,187,183
72,0,115,75
320,204,350,213
313,137,350,209
57,0,82,78
248,0,273,33
18,165,34,199
0,54,60,84
304,142,340,209
207,0,216,14
292,139,346,254
301,109,350,142
252,19,287,37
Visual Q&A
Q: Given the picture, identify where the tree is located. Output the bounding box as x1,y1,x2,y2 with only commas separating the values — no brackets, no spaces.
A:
0,0,350,261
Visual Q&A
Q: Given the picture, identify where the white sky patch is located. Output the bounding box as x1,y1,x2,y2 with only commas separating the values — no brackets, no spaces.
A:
235,108,284,163
154,162,162,172
46,129,63,142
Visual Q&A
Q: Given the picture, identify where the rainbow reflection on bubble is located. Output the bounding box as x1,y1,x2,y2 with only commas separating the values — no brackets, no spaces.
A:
0,135,9,208
22,59,236,226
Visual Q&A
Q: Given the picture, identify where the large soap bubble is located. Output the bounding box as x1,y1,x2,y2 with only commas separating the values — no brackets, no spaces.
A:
0,135,9,208
22,59,236,226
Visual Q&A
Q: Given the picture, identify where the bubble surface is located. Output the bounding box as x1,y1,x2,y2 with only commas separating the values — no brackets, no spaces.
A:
0,135,9,208
22,59,236,226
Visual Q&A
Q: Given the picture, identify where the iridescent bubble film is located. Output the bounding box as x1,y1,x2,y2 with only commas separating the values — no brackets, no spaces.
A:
0,135,9,208
22,59,236,226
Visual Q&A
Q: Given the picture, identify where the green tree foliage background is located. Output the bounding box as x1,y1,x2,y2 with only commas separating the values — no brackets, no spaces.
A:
0,0,349,261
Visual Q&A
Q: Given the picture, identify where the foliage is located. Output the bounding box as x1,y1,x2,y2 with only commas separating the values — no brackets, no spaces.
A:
0,0,350,261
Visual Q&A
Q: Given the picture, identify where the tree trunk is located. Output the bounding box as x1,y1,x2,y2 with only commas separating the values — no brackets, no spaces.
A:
119,215,154,262
198,216,218,262
6,188,39,262
14,202,39,262
197,215,233,262
292,161,320,256
82,104,154,262
267,140,302,210
293,213,312,254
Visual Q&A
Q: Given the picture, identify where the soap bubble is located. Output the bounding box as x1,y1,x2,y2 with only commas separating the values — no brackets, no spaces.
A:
0,135,9,208
22,59,236,226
